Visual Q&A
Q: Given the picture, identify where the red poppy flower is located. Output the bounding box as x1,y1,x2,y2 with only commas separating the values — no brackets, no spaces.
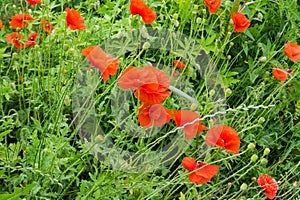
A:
230,12,251,32
173,60,186,69
10,14,35,29
138,104,172,128
26,0,42,5
130,0,156,24
118,66,171,104
174,110,207,140
257,174,279,199
284,41,300,61
272,67,292,82
205,125,240,154
41,19,54,34
0,20,5,29
25,32,39,47
65,8,85,30
204,0,221,14
6,32,25,49
82,46,119,82
182,157,219,184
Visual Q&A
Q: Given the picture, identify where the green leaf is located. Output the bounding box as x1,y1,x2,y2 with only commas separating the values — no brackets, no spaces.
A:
0,184,36,200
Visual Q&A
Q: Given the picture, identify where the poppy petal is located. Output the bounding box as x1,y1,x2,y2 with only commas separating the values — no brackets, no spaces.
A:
205,125,240,154
230,12,251,32
174,110,207,140
130,0,156,24
181,157,196,172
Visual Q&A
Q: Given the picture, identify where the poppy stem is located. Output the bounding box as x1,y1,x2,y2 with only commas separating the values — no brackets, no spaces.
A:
232,0,241,13
168,85,199,105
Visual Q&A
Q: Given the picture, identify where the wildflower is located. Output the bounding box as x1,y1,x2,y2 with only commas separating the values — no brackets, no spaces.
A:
25,32,39,47
272,67,292,82
182,157,219,184
204,0,221,14
284,41,300,61
10,14,35,29
257,174,279,199
118,66,171,104
81,46,119,82
65,8,85,30
173,60,186,69
205,125,240,154
26,0,42,5
0,20,5,29
138,104,172,128
230,12,250,32
6,32,25,49
41,19,54,34
130,0,156,24
174,110,207,140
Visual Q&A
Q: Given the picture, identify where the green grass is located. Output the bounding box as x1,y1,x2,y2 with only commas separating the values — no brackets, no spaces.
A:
0,0,300,199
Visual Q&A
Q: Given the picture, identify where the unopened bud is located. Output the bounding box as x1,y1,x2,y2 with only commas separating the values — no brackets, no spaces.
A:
190,103,198,111
260,158,268,165
257,13,263,20
240,183,248,191
247,143,256,151
209,89,216,97
263,148,270,156
227,55,231,60
173,14,178,20
225,88,232,97
174,20,179,27
259,56,267,63
258,117,265,124
257,43,263,48
196,17,201,24
142,42,151,50
251,154,258,162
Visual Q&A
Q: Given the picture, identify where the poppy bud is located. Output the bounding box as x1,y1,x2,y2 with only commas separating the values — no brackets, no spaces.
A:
240,183,248,191
173,14,178,20
258,117,265,124
142,42,151,50
260,158,268,165
257,13,263,20
225,88,232,97
263,148,270,156
141,26,149,39
64,95,71,106
293,181,298,187
230,42,234,46
251,154,258,162
190,103,198,111
12,52,18,57
225,1,231,6
259,56,267,62
227,55,231,60
196,17,201,24
209,89,215,97
247,143,256,151
257,43,263,48
28,9,32,13
174,20,179,27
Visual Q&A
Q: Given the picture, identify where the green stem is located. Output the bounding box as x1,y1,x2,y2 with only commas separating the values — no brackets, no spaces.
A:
232,0,241,13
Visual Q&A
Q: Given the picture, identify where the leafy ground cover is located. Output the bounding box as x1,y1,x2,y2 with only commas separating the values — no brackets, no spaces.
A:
0,0,299,199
